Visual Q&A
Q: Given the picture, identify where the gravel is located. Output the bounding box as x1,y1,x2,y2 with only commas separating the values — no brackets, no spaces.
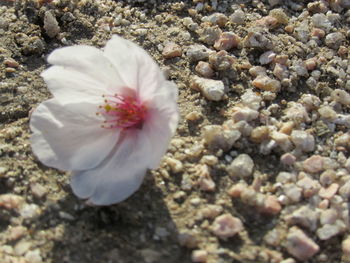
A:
1,0,350,262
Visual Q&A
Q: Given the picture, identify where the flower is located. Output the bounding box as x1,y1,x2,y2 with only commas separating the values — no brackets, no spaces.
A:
30,35,179,205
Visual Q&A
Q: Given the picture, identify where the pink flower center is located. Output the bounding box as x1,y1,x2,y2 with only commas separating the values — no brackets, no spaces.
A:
98,93,147,130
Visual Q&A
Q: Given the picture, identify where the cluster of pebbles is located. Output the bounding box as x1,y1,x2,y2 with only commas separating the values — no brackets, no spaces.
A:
0,0,349,262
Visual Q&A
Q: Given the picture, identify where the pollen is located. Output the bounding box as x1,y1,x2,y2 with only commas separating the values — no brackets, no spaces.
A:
99,93,147,130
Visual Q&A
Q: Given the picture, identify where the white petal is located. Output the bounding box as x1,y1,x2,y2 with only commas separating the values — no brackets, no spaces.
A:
143,107,179,169
30,99,119,171
103,35,167,101
71,130,151,205
43,45,125,104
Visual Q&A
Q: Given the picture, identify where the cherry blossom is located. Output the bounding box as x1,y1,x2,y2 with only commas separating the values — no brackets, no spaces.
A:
30,35,179,205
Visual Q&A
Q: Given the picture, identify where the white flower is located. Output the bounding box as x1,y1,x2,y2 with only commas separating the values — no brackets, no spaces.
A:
30,35,179,205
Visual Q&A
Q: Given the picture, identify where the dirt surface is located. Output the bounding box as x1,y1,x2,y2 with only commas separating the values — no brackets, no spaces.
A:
0,0,350,263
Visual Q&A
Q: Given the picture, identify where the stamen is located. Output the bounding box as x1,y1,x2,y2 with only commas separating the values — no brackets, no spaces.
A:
98,92,147,130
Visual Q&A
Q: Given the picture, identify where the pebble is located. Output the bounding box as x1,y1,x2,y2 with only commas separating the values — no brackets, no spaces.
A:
186,44,212,62
296,176,320,198
196,164,215,192
259,51,276,65
303,155,324,174
185,111,202,122
331,89,350,106
325,32,345,49
317,220,345,240
229,10,245,24
0,194,24,211
227,154,254,179
165,157,183,173
162,42,182,58
200,155,218,166
198,25,222,45
14,241,31,256
200,204,223,219
211,214,244,239
191,250,208,263
227,183,247,198
7,226,28,241
256,16,279,29
290,130,315,152
342,237,350,257
19,203,41,219
24,249,43,263
285,227,320,261
202,125,241,151
281,153,296,165
195,61,214,78
320,209,338,225
204,13,228,27
261,195,282,215
208,50,235,71
30,182,47,199
43,11,60,38
252,75,281,92
244,30,273,50
241,89,262,110
250,126,270,143
286,205,319,231
178,232,198,248
4,58,19,68
191,76,225,101
283,183,302,203
231,106,259,123
318,183,339,200
213,32,240,51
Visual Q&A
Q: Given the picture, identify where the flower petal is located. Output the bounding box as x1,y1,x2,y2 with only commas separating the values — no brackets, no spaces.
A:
30,99,119,171
70,130,151,205
42,45,125,104
103,35,168,101
143,107,179,169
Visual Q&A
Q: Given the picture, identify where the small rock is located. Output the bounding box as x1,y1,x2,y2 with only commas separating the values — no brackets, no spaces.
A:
317,220,345,240
325,32,345,49
198,25,222,45
342,236,350,257
44,11,60,38
24,249,43,263
195,61,214,78
14,241,31,256
7,226,28,241
227,154,254,179
281,153,296,165
19,203,41,219
211,214,244,239
320,209,338,225
230,10,245,24
287,205,319,231
165,157,183,173
196,164,215,192
186,44,212,62
4,58,19,68
319,183,339,200
202,125,241,151
191,76,225,101
259,51,276,65
178,232,198,248
191,250,208,263
186,111,202,122
261,195,282,215
205,13,228,27
256,16,279,29
162,42,182,58
227,183,247,198
252,75,281,92
30,183,47,199
250,126,270,143
283,183,302,203
303,155,324,174
209,50,235,71
231,106,259,122
331,89,350,106
200,205,223,219
213,32,240,51
0,194,24,211
285,227,320,261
